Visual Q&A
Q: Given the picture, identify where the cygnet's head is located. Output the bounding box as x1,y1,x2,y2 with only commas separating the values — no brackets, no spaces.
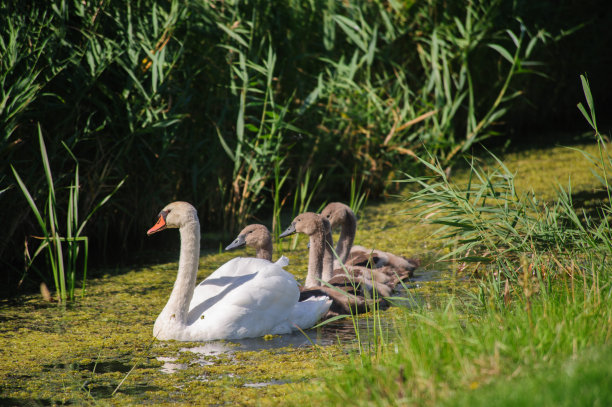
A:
225,224,271,251
320,202,352,228
279,212,329,238
147,201,198,235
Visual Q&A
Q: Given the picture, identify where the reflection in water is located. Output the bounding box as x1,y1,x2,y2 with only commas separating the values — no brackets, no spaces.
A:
157,356,188,374
410,268,445,283
244,379,289,388
43,359,134,374
157,318,366,377
158,268,447,375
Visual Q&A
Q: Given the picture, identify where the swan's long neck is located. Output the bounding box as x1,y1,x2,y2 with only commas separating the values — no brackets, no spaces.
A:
257,241,273,261
336,210,356,263
161,220,200,325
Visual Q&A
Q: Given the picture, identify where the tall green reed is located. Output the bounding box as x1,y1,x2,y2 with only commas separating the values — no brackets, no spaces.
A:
271,158,290,240
400,75,612,287
1,0,189,277
215,18,298,232
348,173,369,215
0,15,46,145
287,168,325,250
308,0,547,196
312,243,392,364
11,126,124,302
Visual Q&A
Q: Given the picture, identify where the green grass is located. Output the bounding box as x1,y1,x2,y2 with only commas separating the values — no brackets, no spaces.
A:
302,262,612,406
448,345,612,407
11,126,124,302
297,76,612,406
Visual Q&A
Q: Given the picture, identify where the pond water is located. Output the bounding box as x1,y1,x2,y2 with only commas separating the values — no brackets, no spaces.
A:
155,267,451,378
0,247,464,405
0,142,604,405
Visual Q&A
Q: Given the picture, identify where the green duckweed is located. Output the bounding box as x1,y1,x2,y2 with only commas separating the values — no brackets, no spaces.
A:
0,142,605,406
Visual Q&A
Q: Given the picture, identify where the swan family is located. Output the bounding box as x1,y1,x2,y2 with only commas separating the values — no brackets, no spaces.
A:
147,202,330,341
148,201,417,342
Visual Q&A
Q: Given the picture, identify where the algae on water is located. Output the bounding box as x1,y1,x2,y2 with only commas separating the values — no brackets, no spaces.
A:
0,143,607,405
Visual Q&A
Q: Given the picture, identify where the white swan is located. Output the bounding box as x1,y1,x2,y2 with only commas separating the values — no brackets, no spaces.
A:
147,201,331,341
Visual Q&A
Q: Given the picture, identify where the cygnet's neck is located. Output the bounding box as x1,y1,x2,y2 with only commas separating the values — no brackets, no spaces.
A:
256,240,273,261
305,225,334,286
336,209,356,263
161,220,201,325
322,227,334,282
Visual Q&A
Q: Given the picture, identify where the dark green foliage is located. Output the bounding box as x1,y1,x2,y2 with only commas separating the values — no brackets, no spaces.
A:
502,0,612,139
1,0,191,286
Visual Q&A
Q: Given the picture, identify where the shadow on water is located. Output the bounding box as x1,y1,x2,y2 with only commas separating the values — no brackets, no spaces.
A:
43,360,133,374
38,359,161,400
88,384,160,399
0,397,59,407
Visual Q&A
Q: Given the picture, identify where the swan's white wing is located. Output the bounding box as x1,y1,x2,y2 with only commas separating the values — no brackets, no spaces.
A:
291,296,332,329
185,258,303,340
189,257,269,313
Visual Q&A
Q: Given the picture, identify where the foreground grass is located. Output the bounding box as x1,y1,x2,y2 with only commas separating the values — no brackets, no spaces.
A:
451,344,612,407
302,266,612,406
299,139,612,406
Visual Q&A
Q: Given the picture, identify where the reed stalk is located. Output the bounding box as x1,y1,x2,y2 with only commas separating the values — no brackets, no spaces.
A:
12,125,124,301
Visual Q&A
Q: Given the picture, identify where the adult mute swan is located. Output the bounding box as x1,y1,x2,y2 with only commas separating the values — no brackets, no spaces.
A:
147,202,331,341
321,202,419,280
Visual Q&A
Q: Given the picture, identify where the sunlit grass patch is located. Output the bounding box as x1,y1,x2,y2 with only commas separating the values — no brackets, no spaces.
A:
304,267,612,407
447,344,612,407
299,77,612,406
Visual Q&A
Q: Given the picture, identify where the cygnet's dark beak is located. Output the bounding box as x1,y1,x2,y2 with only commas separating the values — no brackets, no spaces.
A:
279,222,296,238
225,234,246,251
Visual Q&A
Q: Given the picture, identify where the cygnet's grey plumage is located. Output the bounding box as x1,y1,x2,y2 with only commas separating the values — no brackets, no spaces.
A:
321,202,419,281
227,213,383,317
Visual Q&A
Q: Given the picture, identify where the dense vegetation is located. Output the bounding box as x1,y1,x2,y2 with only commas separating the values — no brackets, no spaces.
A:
300,77,612,405
1,0,611,295
1,121,609,406
2,1,611,404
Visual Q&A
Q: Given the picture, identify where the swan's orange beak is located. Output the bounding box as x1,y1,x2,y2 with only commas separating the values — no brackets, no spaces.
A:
147,211,168,235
